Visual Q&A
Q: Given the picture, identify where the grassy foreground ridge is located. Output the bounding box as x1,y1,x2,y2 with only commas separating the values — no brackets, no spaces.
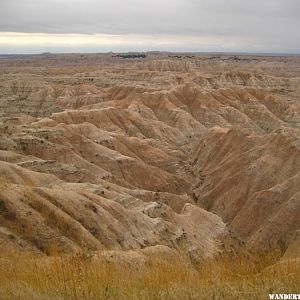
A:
0,249,299,300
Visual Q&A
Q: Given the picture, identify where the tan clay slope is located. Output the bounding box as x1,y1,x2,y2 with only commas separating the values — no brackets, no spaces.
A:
0,173,227,259
192,126,300,250
0,54,299,258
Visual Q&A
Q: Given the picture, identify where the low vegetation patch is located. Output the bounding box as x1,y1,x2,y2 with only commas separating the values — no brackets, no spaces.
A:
0,250,299,300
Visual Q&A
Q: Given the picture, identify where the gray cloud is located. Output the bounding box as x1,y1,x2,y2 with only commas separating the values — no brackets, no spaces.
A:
0,0,299,53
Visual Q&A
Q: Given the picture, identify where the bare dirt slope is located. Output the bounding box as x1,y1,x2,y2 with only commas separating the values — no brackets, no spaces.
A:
0,53,299,259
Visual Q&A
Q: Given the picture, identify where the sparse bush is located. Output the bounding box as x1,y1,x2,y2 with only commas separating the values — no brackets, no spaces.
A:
10,81,33,100
52,84,65,99
0,83,4,97
0,199,6,211
71,85,85,97
278,233,288,256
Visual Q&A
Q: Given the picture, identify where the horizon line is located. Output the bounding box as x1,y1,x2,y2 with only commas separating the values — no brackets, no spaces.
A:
1,50,300,57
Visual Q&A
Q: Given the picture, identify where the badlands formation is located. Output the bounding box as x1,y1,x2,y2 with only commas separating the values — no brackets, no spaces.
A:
0,53,299,261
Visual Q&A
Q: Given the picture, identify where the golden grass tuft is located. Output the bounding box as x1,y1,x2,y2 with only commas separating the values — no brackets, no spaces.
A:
0,249,299,300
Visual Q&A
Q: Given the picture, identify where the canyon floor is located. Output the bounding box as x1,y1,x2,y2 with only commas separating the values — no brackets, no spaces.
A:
0,52,299,299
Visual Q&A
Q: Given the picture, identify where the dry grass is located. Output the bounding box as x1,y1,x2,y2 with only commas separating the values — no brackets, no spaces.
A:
0,249,299,300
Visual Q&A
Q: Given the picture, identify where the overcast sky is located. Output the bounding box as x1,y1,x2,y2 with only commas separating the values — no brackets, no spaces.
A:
0,0,299,54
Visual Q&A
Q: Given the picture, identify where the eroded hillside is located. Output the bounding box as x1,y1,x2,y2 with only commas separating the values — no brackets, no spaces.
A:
0,53,299,260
